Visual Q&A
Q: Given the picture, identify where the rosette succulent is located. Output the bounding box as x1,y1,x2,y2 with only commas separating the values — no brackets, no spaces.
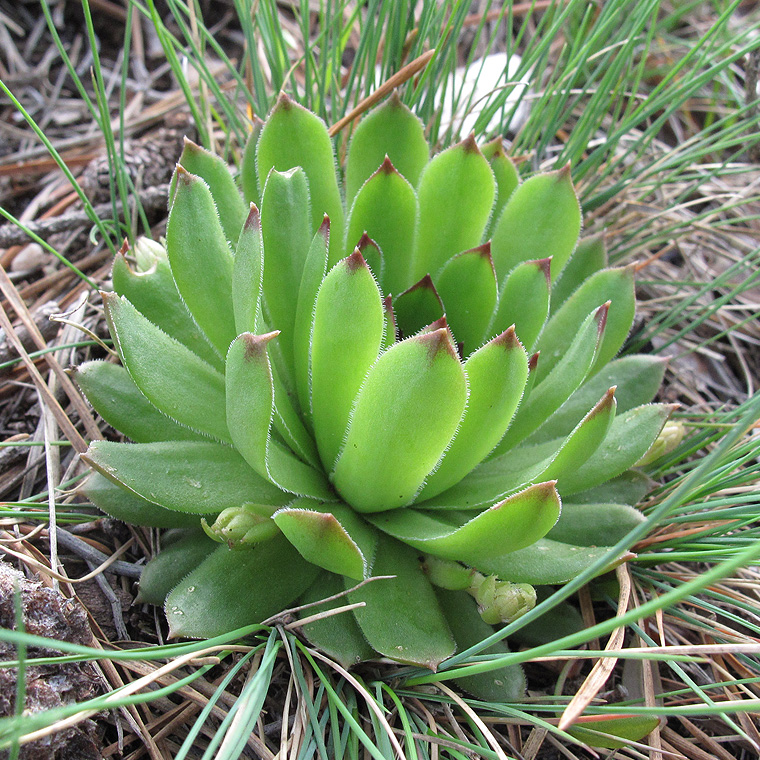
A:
74,92,673,699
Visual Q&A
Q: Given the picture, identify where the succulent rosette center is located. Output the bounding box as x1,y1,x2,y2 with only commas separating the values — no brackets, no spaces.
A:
75,92,673,698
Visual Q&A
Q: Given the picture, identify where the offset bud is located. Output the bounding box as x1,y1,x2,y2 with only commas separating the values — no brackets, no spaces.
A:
133,237,168,272
635,419,685,466
422,554,475,591
468,572,537,625
201,505,279,549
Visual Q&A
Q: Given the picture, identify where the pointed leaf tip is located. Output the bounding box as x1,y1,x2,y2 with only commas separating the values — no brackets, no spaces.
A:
416,326,459,361
241,330,279,361
462,133,480,153
378,155,396,174
557,162,572,181
490,324,522,350
357,232,380,252
529,351,540,372
244,203,261,231
319,214,331,237
536,257,552,284
345,249,370,272
174,164,193,185
404,273,439,295
275,91,295,110
596,301,611,335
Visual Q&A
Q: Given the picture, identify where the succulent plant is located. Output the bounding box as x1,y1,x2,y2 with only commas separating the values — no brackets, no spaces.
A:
74,92,672,700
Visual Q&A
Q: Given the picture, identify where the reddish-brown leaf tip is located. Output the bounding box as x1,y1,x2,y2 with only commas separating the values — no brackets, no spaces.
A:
118,238,129,256
319,214,331,238
596,301,611,337
244,203,261,231
274,91,295,111
528,351,540,373
461,132,480,154
533,257,552,285
389,89,403,108
357,233,381,256
557,162,572,182
417,326,459,362
174,164,194,185
241,330,279,362
489,324,522,351
345,249,369,273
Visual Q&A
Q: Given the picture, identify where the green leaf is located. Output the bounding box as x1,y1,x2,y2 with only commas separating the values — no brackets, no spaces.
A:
176,138,248,244
333,328,467,512
393,275,444,339
473,538,619,585
83,440,288,514
345,157,417,297
435,588,525,701
232,204,263,335
226,333,331,498
481,138,520,240
355,234,383,286
137,530,216,605
166,166,236,355
411,135,496,283
495,305,607,453
241,117,263,206
112,249,221,369
84,472,204,528
166,535,319,637
535,266,635,382
571,470,655,506
527,355,668,444
435,243,498,355
542,387,617,483
559,404,675,495
548,502,646,546
348,534,455,669
298,571,376,668
225,332,276,478
293,218,330,419
103,292,229,442
345,90,429,202
274,499,375,580
311,251,385,470
257,93,344,264
260,167,312,377
490,257,551,350
567,716,660,750
370,482,560,562
72,360,204,443
419,327,528,501
550,234,608,313
490,165,581,283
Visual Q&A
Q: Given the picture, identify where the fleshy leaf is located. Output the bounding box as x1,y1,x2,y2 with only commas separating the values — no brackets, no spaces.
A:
257,93,344,263
411,135,496,282
310,251,385,470
542,388,617,483
494,305,607,453
333,328,468,512
567,717,660,750
274,498,375,580
535,266,635,381
559,404,675,495
355,234,384,292
241,117,263,206
490,258,551,350
348,534,455,669
481,138,520,240
393,275,445,339
83,440,288,514
176,138,248,244
112,248,221,368
436,588,525,701
298,571,376,668
260,167,312,376
548,502,646,546
369,482,560,562
84,472,204,528
490,164,581,283
527,355,667,444
293,217,330,419
571,470,655,506
435,243,498,355
472,538,619,585
72,361,204,443
138,530,216,605
345,91,429,202
166,535,319,638
166,166,236,355
346,158,417,296
551,234,608,313
232,204,264,335
103,292,229,442
419,327,528,500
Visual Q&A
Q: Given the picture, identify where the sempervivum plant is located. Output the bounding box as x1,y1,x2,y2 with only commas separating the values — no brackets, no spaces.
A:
74,92,673,699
